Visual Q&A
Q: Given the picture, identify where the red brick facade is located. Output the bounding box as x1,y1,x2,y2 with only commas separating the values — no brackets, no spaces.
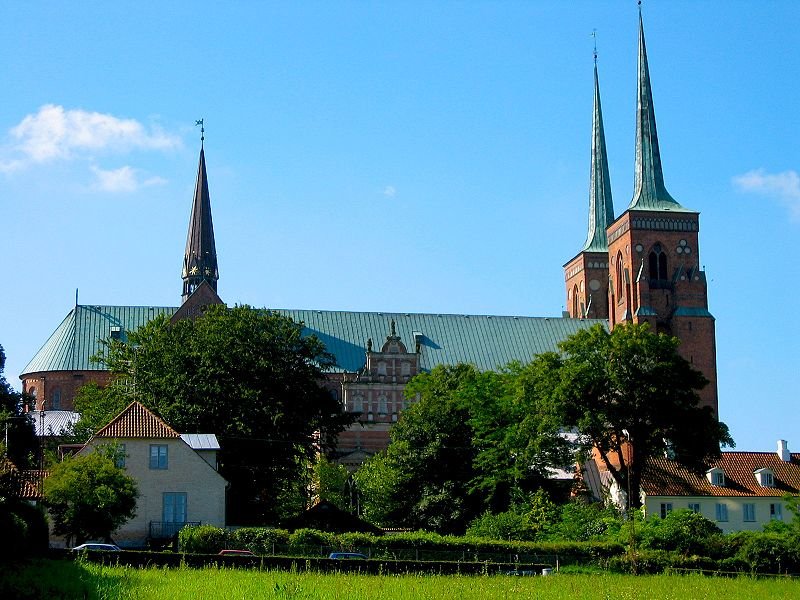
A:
565,209,718,416
22,370,114,412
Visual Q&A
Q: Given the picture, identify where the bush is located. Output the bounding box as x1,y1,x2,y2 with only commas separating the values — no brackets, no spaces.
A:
288,528,336,554
637,510,721,556
229,527,289,554
178,525,229,554
548,501,622,541
467,510,535,541
736,532,800,574
0,501,49,559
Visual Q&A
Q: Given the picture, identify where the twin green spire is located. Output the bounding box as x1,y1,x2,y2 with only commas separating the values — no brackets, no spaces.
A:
627,12,686,212
582,13,689,254
581,62,615,253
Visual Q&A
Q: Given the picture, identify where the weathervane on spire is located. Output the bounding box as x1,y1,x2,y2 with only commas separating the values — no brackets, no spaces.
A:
195,118,205,147
592,29,598,64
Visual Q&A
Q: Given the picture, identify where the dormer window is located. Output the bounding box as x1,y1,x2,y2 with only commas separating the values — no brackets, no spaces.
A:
707,467,725,487
755,468,775,488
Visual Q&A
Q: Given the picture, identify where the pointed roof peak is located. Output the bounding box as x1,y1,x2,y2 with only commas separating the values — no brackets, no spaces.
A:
628,11,689,213
581,60,615,253
182,142,219,302
93,401,181,439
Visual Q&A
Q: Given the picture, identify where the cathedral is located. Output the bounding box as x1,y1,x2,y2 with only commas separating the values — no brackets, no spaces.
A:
20,14,716,466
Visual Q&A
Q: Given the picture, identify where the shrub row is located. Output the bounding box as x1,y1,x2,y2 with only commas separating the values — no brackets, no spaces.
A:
179,526,623,565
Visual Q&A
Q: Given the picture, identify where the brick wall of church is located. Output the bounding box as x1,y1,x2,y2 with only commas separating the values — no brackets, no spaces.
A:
22,370,115,412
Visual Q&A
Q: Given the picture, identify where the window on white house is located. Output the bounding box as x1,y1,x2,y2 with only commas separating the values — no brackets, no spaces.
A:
715,503,728,522
743,503,756,522
150,445,168,469
713,471,725,486
771,503,783,520
763,472,774,486
660,503,673,519
688,503,701,514
162,492,187,524
115,444,126,468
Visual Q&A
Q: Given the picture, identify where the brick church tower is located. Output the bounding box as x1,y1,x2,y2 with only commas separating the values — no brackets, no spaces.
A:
567,14,718,416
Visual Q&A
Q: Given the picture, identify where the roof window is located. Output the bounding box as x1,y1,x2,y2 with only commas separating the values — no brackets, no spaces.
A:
706,467,725,487
754,468,775,488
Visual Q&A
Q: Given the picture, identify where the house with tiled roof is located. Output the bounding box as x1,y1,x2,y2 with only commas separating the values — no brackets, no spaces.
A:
635,441,800,533
20,14,720,466
71,401,227,548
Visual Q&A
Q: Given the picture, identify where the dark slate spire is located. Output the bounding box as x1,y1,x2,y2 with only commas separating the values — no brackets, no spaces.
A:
628,12,685,212
182,145,219,302
582,61,615,252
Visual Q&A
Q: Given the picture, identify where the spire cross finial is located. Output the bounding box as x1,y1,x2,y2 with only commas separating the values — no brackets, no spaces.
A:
195,118,205,147
592,29,598,64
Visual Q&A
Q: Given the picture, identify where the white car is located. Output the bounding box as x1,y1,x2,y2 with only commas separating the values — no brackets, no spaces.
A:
71,543,121,552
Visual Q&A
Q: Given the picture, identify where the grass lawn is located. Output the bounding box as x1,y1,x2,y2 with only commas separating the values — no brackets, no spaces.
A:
2,559,799,599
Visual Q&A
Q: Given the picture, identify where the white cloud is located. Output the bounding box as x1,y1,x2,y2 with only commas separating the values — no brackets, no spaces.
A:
382,185,397,198
90,165,168,193
0,104,180,170
733,168,800,220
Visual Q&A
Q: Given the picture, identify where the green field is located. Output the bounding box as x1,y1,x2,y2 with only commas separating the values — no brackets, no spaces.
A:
3,560,799,600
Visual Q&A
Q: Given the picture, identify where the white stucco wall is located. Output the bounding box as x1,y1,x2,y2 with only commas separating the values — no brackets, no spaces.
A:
644,495,787,533
81,437,227,547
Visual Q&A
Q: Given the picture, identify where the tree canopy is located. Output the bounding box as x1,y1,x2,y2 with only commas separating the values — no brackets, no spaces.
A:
43,444,137,545
355,362,572,533
95,304,352,523
0,344,36,469
555,322,734,509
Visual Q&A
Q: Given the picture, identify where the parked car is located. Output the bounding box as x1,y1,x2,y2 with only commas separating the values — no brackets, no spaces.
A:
328,552,367,560
218,549,255,556
72,543,121,552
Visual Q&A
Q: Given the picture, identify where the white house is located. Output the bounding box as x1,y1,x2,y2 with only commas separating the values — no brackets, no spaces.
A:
77,401,227,547
638,440,800,533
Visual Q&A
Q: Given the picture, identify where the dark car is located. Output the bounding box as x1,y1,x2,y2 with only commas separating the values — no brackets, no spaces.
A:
328,552,367,560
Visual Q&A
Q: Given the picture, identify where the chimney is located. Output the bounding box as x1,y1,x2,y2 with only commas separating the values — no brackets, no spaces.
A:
778,440,791,462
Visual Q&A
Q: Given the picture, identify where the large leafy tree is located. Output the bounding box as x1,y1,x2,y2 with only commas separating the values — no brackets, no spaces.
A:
355,362,571,533
556,323,733,510
356,364,480,533
97,304,352,523
43,444,137,545
0,344,36,469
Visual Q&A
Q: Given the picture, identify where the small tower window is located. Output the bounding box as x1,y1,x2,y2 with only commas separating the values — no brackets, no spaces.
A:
649,244,668,281
615,252,624,298
572,285,579,317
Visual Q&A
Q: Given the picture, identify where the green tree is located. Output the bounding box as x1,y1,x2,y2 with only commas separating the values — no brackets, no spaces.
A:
313,455,351,509
0,344,36,469
355,362,572,533
356,364,480,533
556,323,734,510
43,444,137,545
97,304,352,523
68,382,129,443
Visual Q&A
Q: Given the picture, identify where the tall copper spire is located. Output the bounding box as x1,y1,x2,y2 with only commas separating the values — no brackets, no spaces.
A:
181,145,219,302
628,12,685,212
582,61,615,252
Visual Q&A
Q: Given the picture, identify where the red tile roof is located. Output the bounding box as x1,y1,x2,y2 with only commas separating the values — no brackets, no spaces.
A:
643,452,800,498
93,401,180,439
1,457,44,500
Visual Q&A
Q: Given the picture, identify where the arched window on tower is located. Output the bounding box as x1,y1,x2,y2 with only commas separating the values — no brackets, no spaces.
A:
615,252,624,299
572,285,579,317
649,244,668,282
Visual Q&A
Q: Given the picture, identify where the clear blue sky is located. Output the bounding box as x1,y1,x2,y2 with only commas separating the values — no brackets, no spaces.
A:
1,2,798,452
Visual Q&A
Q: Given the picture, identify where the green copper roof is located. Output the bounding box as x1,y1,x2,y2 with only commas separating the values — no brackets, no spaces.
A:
22,304,606,376
628,13,692,213
22,305,177,375
582,63,615,253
